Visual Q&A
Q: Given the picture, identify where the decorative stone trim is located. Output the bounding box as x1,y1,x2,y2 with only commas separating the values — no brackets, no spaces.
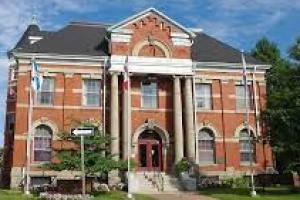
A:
132,38,171,58
197,122,220,137
32,118,59,140
234,123,257,137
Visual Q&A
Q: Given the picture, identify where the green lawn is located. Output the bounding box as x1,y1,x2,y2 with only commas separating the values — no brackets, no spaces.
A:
0,190,36,200
0,190,155,200
199,187,300,200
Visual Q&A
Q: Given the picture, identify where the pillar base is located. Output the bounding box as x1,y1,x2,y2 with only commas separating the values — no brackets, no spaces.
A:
108,170,121,188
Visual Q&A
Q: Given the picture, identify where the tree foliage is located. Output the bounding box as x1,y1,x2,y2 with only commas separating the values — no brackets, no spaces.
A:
289,37,300,62
42,121,127,176
252,37,300,173
0,147,3,168
251,37,281,64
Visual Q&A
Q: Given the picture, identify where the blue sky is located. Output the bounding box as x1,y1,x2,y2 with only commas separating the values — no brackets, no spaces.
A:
0,0,300,146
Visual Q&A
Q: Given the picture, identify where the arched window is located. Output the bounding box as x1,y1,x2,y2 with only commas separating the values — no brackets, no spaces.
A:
198,128,215,164
239,129,256,163
34,125,52,162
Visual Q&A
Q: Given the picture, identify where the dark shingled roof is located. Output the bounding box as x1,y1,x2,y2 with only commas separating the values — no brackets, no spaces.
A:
14,24,53,50
15,23,109,56
191,32,264,65
14,23,263,64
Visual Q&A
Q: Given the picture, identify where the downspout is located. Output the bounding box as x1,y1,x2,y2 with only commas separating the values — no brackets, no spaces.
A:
220,79,227,171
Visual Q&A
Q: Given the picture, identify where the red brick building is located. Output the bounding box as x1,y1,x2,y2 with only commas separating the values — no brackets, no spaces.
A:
2,8,273,188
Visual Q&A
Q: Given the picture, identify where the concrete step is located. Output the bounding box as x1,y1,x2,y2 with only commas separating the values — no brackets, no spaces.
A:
135,172,182,193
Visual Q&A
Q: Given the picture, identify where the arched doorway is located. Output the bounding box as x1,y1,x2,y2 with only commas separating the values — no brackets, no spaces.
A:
138,129,163,171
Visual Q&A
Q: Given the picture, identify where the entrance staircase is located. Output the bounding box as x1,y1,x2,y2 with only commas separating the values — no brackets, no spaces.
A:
135,171,181,194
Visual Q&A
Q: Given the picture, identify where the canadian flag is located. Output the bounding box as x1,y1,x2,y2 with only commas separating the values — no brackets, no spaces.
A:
123,56,130,91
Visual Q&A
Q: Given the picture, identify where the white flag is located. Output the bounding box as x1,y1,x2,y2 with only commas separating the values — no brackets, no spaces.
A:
241,52,247,85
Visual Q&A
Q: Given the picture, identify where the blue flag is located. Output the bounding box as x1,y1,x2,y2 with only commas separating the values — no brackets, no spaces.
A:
31,59,43,91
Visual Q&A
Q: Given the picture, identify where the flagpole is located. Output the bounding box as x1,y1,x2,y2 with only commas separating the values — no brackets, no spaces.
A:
25,62,34,194
242,52,257,197
192,64,198,164
123,56,132,199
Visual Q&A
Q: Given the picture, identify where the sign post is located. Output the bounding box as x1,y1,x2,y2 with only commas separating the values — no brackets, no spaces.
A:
72,127,94,196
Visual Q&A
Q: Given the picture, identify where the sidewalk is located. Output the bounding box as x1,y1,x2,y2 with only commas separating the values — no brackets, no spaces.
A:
148,192,218,200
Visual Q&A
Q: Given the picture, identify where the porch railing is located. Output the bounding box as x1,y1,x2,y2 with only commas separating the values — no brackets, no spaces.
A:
153,171,164,191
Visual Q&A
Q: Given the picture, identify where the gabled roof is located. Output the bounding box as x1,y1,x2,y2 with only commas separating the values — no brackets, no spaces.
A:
108,7,195,37
14,22,109,56
192,32,264,65
12,9,264,65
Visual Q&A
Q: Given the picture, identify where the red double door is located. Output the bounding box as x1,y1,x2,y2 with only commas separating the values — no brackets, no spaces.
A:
138,139,162,171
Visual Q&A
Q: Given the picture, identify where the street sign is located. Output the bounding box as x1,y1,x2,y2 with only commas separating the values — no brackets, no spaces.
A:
72,127,94,136
70,126,95,196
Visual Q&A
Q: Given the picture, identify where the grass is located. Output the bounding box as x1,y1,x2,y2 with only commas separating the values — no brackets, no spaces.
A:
199,187,300,200
0,189,155,200
0,189,36,200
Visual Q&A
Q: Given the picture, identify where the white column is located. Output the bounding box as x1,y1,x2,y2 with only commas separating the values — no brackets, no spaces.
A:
110,73,119,160
184,77,195,160
173,76,184,163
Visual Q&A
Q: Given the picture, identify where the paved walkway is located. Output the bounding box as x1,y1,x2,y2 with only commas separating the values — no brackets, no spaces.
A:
148,192,218,200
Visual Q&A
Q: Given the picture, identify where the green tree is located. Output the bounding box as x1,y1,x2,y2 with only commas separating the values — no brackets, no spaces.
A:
42,121,126,177
251,37,281,64
252,38,300,173
289,37,300,62
0,147,3,168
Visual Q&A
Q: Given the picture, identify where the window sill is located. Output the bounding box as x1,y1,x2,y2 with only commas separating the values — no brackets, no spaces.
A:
81,105,102,108
240,162,258,167
30,161,51,166
196,109,213,112
198,163,218,167
235,110,255,114
34,104,54,108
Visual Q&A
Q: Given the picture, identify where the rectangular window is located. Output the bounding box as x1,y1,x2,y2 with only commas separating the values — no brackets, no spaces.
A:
240,141,256,162
6,113,15,133
141,81,157,108
83,79,101,106
10,67,18,81
198,140,215,164
34,137,52,162
236,85,252,110
37,78,55,105
195,84,212,110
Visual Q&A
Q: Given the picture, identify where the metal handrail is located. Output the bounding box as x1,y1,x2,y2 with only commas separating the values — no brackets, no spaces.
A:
153,170,164,191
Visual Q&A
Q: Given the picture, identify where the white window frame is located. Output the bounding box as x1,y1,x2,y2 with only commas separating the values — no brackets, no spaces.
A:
33,125,52,163
239,129,256,163
235,85,252,110
37,77,55,105
82,79,101,107
198,128,215,165
195,83,212,110
141,81,158,109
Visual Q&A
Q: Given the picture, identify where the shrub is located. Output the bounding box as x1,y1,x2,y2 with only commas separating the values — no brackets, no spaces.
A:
175,158,191,175
221,175,250,188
